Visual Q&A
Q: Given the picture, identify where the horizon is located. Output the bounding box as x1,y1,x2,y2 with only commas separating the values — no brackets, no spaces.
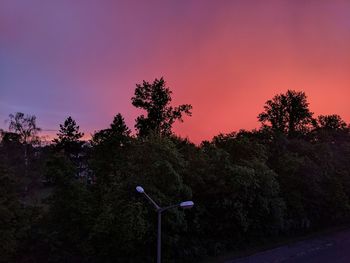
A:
2,88,348,145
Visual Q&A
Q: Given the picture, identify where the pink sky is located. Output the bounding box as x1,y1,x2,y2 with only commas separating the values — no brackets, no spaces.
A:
1,0,350,143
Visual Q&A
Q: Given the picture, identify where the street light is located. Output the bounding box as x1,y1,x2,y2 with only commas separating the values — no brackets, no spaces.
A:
136,185,194,263
179,201,194,209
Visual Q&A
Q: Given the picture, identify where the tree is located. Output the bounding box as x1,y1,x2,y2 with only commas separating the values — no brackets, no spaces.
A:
8,112,41,172
125,135,192,262
42,153,95,262
90,113,131,183
91,113,130,146
0,131,21,144
189,141,284,253
212,131,268,164
0,131,24,187
53,116,84,156
258,90,314,137
8,112,41,145
88,134,193,262
0,161,22,262
308,115,348,143
316,114,347,130
131,77,192,137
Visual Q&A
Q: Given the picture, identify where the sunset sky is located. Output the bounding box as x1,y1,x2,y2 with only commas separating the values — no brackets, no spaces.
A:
1,0,350,143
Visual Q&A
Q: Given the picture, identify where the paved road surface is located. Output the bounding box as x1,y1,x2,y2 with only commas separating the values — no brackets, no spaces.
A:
226,228,350,263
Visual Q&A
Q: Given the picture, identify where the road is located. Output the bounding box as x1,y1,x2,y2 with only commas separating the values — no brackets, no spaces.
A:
226,228,350,263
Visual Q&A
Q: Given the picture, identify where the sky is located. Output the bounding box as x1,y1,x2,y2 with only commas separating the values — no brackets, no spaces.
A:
1,0,350,143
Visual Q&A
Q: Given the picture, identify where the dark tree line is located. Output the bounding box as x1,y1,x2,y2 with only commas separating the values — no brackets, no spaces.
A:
1,80,350,263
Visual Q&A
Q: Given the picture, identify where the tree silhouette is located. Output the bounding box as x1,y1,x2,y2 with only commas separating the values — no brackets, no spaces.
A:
53,116,84,157
316,114,347,130
258,90,314,137
3,88,350,263
8,112,41,145
8,112,41,174
0,131,21,145
311,114,348,143
131,77,192,137
91,113,131,182
92,113,130,145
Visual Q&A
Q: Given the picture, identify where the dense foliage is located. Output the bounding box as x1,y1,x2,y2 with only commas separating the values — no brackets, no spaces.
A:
1,83,350,262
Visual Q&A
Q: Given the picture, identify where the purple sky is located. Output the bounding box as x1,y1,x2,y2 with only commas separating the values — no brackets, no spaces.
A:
1,0,350,143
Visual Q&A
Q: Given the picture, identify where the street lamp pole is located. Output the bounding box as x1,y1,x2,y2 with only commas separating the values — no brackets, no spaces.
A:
136,186,194,263
157,209,161,263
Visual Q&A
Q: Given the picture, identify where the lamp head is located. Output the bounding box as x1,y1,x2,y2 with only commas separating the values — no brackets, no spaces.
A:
136,186,145,194
180,201,194,209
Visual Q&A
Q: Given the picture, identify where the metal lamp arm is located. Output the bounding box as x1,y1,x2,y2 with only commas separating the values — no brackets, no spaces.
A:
160,204,180,213
143,192,161,210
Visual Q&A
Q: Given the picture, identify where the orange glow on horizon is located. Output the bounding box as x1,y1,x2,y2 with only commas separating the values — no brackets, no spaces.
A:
1,1,349,144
